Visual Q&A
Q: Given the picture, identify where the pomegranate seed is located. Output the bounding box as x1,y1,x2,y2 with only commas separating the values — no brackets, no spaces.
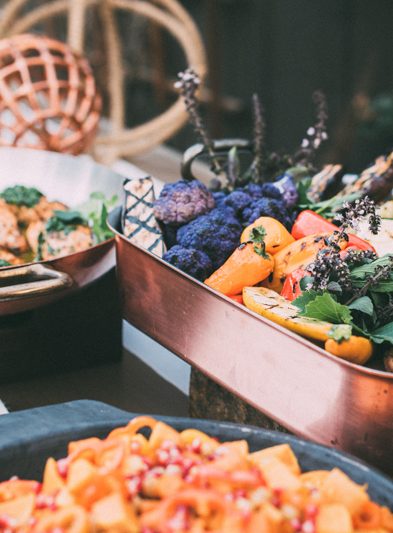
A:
32,482,42,494
0,515,17,529
305,504,319,519
130,441,141,453
190,439,201,453
156,450,169,465
290,518,302,532
271,496,280,508
160,440,176,451
302,519,315,533
50,527,65,533
235,489,247,499
142,457,152,467
57,459,68,478
127,477,142,498
35,494,47,509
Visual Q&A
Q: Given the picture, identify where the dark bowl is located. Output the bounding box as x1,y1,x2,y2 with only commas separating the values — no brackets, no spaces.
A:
0,400,392,508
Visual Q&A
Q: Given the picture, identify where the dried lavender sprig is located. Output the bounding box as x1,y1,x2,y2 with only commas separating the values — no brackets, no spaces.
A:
334,197,381,235
306,197,380,293
250,93,266,183
293,90,328,169
175,67,225,177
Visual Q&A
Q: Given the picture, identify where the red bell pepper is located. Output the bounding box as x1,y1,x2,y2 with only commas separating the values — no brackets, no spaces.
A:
229,294,243,304
292,210,376,253
280,269,308,301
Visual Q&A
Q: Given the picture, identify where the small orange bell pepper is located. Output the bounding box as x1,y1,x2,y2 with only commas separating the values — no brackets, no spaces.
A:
205,243,274,296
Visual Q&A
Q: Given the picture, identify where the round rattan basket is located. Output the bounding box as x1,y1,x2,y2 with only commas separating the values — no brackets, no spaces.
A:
0,33,101,155
0,0,207,165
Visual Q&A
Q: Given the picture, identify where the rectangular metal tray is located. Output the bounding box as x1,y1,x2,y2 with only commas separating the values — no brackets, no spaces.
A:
108,206,393,476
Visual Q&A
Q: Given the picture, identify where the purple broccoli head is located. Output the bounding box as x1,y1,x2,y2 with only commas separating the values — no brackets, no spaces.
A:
214,190,252,220
154,179,215,225
163,245,213,281
243,197,293,230
177,207,242,271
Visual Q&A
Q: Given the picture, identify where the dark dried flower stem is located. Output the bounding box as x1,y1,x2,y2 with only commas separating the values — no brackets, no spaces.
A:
250,93,266,183
175,67,225,177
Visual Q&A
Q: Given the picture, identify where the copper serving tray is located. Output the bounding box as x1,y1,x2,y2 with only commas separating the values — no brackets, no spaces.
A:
108,206,393,476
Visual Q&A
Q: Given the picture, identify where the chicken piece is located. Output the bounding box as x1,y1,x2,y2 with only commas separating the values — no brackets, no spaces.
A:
26,220,45,254
39,225,93,260
0,246,24,266
17,197,68,226
0,207,28,252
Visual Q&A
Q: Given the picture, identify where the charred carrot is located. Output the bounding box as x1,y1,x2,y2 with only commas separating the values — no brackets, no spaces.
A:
204,243,274,297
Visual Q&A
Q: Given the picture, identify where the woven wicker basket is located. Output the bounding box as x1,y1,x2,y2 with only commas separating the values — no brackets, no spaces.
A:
0,0,207,165
0,33,101,155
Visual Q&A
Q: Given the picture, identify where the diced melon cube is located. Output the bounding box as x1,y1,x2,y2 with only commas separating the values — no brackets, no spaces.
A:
315,503,354,533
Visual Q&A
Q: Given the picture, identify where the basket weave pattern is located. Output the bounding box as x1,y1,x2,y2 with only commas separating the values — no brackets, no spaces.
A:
0,33,101,155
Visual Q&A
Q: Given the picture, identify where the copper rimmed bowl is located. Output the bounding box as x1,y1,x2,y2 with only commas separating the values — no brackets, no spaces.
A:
108,205,393,477
1,400,393,503
0,146,124,316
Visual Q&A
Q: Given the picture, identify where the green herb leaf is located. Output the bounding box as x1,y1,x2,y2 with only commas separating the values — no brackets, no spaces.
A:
350,254,393,281
298,292,352,324
299,274,313,293
326,324,352,343
369,322,393,345
249,225,267,245
326,281,342,295
53,210,86,225
1,185,43,207
293,288,322,313
0,259,11,267
348,296,374,316
296,180,312,206
76,192,118,243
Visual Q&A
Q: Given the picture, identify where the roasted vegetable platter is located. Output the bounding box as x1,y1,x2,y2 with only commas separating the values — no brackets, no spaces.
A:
108,204,393,476
2,399,393,533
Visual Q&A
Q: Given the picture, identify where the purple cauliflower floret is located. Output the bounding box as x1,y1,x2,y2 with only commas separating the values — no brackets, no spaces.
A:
243,197,293,230
212,191,226,207
163,245,213,281
274,173,298,207
177,207,242,271
154,179,214,225
214,191,252,220
242,183,263,199
160,223,180,250
260,182,283,200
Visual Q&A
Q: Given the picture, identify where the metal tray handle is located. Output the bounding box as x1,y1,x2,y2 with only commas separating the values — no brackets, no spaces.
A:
181,139,253,181
0,264,72,301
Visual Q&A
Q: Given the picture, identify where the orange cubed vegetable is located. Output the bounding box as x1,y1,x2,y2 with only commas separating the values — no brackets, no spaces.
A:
258,459,301,491
91,491,138,533
148,421,182,451
67,458,99,495
0,492,35,525
319,468,369,515
315,503,353,533
248,444,301,475
42,457,66,494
